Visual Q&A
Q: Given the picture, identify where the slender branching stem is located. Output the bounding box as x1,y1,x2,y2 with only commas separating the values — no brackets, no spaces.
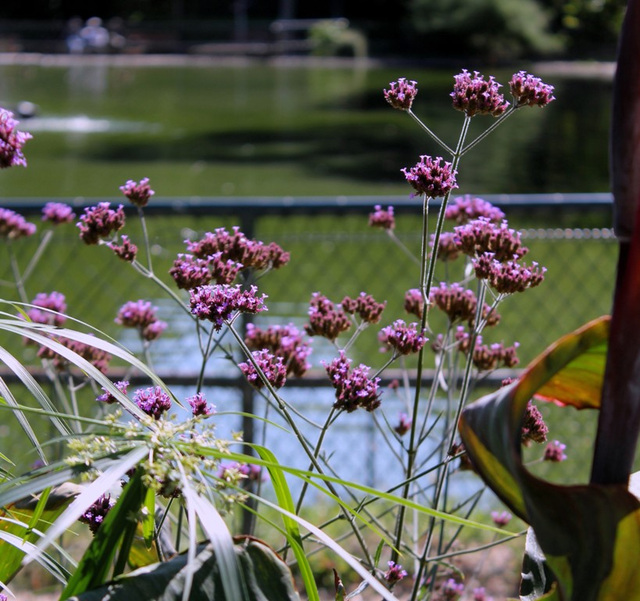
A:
407,109,455,156
392,115,471,569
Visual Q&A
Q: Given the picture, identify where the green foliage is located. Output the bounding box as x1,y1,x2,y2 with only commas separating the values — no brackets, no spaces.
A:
67,539,301,601
460,317,640,599
540,0,626,54
408,0,563,60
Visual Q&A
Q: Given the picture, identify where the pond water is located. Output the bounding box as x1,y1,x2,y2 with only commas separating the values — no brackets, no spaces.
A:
0,59,613,198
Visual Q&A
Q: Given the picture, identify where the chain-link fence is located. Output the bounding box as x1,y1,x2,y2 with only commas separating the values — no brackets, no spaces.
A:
1,194,616,366
0,194,617,488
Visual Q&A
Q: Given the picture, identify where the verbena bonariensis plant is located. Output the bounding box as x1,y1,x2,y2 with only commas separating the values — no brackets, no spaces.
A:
458,2,640,599
0,64,561,601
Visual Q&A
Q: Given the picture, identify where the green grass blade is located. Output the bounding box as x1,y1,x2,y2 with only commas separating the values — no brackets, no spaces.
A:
180,481,247,601
255,445,319,601
33,445,148,568
60,467,148,599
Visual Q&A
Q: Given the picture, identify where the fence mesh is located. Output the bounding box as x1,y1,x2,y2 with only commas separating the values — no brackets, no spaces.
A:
0,196,618,488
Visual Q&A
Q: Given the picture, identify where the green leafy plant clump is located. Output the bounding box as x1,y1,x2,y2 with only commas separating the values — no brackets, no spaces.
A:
0,15,634,600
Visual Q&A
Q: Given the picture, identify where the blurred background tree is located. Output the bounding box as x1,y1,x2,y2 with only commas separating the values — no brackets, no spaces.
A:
0,0,629,61
407,0,563,62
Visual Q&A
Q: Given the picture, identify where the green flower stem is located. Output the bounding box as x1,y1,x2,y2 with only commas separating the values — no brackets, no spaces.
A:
226,323,375,567
417,323,453,445
410,281,488,599
342,321,368,353
407,109,455,156
460,106,517,156
195,325,217,393
137,207,154,274
391,116,471,567
7,241,28,303
22,229,53,285
294,407,337,515
386,230,421,266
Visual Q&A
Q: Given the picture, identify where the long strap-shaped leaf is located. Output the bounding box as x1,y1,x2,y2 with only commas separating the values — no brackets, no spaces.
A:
460,317,640,600
591,0,640,485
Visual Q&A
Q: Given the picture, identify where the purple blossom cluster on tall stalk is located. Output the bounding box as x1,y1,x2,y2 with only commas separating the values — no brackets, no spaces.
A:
245,322,311,377
115,299,167,341
0,108,32,168
0,208,36,239
324,351,381,413
373,67,556,596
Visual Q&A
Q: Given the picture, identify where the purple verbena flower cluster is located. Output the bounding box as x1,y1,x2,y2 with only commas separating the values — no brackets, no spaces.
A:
510,71,555,108
239,349,288,390
384,78,418,111
473,587,493,601
430,231,461,262
115,299,167,341
384,560,408,584
96,380,129,404
245,322,311,377
445,194,505,225
451,69,509,117
108,234,138,262
441,578,465,599
0,108,32,168
429,283,501,327
38,335,112,373
27,291,67,326
521,400,548,446
433,327,517,371
368,204,396,230
394,412,412,436
0,208,36,239
79,493,115,534
474,256,546,294
454,217,527,262
402,155,458,199
305,293,352,341
185,226,290,272
189,284,267,330
379,319,427,355
471,339,520,371
77,202,125,245
170,254,213,289
404,288,425,320
324,351,381,413
187,391,215,417
133,386,172,419
120,177,154,207
42,202,76,225
491,510,512,527
544,439,567,462
341,292,386,324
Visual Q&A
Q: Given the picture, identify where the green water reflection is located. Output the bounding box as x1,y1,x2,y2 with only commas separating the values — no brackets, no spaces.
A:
0,63,612,198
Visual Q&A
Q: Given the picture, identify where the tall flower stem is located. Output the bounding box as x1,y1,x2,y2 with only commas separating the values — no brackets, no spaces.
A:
460,107,517,156
390,116,471,565
137,207,154,274
409,280,488,600
7,241,28,303
226,323,375,566
294,407,337,515
408,110,455,156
